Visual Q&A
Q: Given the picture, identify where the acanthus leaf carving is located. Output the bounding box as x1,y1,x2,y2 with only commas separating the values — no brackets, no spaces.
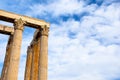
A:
14,18,26,31
40,25,49,36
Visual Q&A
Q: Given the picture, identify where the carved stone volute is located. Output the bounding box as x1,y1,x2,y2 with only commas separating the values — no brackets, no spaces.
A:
14,18,26,31
40,25,49,36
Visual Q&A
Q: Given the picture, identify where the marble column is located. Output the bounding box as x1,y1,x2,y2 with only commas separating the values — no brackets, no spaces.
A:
1,35,13,80
30,35,40,80
24,46,32,80
6,18,25,80
38,26,49,80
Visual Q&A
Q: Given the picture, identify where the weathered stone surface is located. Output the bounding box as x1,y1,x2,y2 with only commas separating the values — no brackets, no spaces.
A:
0,9,50,80
38,26,49,80
6,19,25,80
24,28,50,80
24,46,32,80
0,9,50,28
0,24,14,35
14,19,26,31
1,35,13,80
24,29,41,80
40,26,49,36
30,41,40,80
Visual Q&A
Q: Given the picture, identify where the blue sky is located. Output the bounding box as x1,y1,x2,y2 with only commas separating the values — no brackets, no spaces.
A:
0,0,120,80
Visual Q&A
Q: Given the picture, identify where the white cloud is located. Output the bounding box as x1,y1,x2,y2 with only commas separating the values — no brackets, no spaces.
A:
27,0,86,17
48,18,120,80
47,2,120,80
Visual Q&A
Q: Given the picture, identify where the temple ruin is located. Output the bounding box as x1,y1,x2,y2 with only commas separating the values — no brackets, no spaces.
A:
0,10,50,80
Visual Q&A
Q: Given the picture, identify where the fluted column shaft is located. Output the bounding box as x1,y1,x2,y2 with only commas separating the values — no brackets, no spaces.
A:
1,35,13,80
38,26,49,80
6,19,25,80
24,46,32,80
30,41,40,80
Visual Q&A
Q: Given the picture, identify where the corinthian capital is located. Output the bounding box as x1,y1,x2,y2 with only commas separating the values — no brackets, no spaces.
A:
14,18,26,31
40,25,49,36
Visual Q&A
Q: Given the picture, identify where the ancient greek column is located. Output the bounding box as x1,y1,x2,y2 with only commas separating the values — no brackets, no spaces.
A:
1,35,13,80
38,26,49,80
6,19,25,80
24,46,32,80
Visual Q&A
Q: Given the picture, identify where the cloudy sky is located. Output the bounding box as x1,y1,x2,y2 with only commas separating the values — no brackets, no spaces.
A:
0,0,120,80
